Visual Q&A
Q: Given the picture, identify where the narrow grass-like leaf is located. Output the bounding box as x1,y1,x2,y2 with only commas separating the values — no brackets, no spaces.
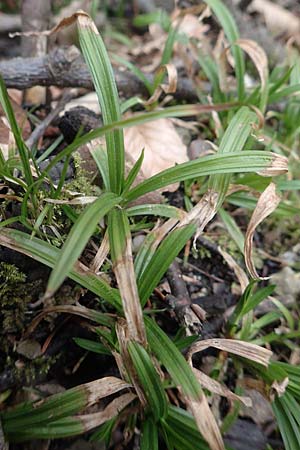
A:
90,417,117,445
45,192,121,298
138,224,196,306
269,83,300,104
2,377,130,432
208,107,257,209
108,208,146,344
89,142,110,190
26,305,114,336
5,393,135,442
219,208,244,253
145,316,201,399
197,50,224,103
128,341,168,421
124,151,286,204
112,53,152,94
229,193,298,217
73,338,111,355
0,228,121,308
141,417,159,450
162,406,209,450
127,204,185,219
39,103,236,178
0,75,34,189
273,396,300,450
204,0,245,100
122,150,144,195
77,12,125,193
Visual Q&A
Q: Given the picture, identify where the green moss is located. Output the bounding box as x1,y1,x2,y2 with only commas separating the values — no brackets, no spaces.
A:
0,263,34,335
65,152,101,197
9,355,58,386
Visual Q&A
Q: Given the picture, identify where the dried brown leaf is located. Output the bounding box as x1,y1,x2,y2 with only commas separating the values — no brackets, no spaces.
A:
144,64,178,106
191,367,252,407
91,230,110,273
235,39,268,90
257,153,288,176
187,393,225,450
84,377,132,406
218,247,249,293
124,118,188,192
188,338,272,367
113,232,147,345
115,319,147,406
24,304,114,338
78,392,136,431
244,183,281,279
271,378,289,398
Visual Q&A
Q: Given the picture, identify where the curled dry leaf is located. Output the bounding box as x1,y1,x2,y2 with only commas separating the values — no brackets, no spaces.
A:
218,246,249,293
235,39,268,90
271,377,289,398
144,64,178,106
244,183,281,279
191,367,252,407
188,338,272,367
124,118,188,192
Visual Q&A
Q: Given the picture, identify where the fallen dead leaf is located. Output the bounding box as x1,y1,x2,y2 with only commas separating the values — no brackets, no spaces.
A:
175,13,209,40
0,97,31,160
244,183,281,279
249,0,300,36
124,117,188,192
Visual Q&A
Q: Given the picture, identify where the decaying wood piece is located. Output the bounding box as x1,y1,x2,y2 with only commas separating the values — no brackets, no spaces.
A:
0,46,199,102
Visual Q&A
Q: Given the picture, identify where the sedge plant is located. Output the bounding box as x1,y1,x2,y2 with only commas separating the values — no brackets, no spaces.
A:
0,6,296,450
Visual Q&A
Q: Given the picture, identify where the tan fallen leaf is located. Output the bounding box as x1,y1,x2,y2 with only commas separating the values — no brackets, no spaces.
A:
0,97,31,160
175,13,209,40
124,117,188,192
250,0,300,36
244,183,281,279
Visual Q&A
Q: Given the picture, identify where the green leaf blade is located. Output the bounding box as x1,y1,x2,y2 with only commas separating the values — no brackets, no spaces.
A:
46,192,121,298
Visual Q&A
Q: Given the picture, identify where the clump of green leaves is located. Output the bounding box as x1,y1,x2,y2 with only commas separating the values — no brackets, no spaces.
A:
0,3,297,450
